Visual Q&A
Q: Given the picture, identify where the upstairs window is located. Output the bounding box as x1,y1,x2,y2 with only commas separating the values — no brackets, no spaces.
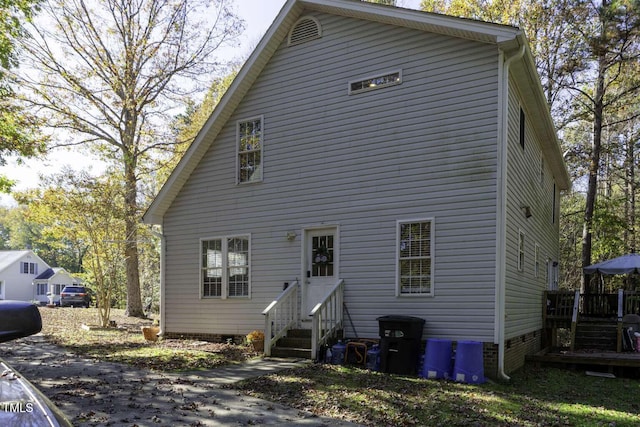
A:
237,117,263,184
397,219,434,296
349,70,402,95
20,262,38,275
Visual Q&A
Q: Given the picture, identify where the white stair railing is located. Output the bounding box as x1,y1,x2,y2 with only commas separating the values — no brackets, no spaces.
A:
262,281,299,356
310,279,344,361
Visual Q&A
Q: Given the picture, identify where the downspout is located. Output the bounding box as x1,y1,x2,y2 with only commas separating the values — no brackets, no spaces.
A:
150,226,166,337
496,43,526,381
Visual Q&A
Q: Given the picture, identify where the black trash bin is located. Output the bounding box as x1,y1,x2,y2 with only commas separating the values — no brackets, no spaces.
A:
377,315,425,375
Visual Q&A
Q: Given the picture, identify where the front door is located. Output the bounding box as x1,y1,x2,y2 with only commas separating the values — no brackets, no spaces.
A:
304,227,338,316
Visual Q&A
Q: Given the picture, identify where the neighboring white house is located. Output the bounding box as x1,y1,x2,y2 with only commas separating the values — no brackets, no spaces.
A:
32,267,81,305
143,0,571,378
0,250,50,302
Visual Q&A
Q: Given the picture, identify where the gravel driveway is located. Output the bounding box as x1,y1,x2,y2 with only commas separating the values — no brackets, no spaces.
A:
1,335,360,426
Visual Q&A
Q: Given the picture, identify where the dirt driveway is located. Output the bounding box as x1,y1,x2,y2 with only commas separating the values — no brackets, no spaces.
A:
1,335,359,426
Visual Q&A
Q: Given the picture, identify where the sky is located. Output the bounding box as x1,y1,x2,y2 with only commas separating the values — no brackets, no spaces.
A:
1,0,422,206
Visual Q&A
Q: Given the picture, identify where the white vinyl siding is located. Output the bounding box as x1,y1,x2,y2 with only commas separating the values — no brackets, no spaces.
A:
504,78,562,340
162,13,500,340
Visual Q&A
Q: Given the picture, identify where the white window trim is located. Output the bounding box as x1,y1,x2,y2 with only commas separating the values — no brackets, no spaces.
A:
348,69,402,95
518,230,525,272
200,235,251,299
236,115,264,185
395,218,435,297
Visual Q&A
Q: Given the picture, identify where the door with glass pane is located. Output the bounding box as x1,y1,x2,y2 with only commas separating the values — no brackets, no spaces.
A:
304,228,338,315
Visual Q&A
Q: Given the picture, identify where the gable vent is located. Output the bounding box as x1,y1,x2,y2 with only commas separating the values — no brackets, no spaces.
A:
288,16,322,46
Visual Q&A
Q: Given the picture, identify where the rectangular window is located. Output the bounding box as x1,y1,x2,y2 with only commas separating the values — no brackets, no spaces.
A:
397,219,434,296
54,284,65,295
519,108,525,149
237,117,263,183
349,70,402,95
518,230,525,271
201,236,250,298
37,283,48,296
534,243,540,278
20,262,37,275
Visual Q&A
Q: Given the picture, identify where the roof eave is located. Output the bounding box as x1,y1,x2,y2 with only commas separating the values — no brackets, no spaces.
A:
143,0,303,224
501,34,571,191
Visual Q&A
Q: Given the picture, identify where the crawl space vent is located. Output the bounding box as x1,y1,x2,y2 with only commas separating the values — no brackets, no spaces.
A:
288,16,322,46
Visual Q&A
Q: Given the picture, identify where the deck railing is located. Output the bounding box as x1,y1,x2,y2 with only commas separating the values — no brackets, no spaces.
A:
623,290,640,315
570,290,580,350
545,290,640,321
545,289,640,352
310,279,344,361
580,293,619,317
262,281,299,357
545,290,576,320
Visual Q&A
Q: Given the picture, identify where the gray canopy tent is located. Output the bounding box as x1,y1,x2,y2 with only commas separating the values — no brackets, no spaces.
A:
584,253,640,275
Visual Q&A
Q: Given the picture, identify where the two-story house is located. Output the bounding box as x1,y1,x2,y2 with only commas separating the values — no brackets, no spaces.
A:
143,0,571,378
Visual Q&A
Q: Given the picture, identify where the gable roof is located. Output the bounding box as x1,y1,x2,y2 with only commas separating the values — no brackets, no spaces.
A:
143,0,570,225
33,267,78,282
0,250,39,274
34,267,57,280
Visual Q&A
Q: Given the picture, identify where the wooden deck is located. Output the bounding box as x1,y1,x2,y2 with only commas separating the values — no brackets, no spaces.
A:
527,347,640,373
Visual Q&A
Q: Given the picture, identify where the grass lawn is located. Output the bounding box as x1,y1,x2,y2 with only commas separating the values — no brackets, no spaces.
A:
38,307,640,426
38,306,253,371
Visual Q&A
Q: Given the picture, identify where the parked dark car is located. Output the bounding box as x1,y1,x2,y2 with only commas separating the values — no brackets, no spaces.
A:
0,300,72,426
59,286,91,307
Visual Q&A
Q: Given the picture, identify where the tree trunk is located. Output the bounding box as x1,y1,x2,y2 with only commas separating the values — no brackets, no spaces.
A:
625,133,636,253
124,154,143,317
580,23,607,295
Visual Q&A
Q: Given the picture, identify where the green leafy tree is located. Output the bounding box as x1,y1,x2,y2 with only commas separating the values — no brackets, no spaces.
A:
20,170,128,326
12,0,243,316
0,0,44,193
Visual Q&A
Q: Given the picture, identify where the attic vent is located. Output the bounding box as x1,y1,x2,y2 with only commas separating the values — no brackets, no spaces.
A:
288,16,322,46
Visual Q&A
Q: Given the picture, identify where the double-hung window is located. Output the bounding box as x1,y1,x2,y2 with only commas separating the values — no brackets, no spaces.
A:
397,219,434,296
237,117,263,183
20,262,37,275
201,236,250,298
